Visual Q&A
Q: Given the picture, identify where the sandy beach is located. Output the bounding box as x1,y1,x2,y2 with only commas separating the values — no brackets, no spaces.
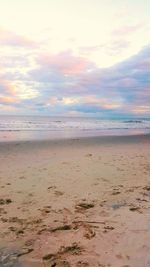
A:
0,134,150,267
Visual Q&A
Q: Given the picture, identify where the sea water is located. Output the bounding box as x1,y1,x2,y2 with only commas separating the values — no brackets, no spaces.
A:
0,115,150,142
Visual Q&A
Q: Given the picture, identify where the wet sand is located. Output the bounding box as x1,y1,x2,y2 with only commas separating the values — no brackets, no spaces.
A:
0,134,150,267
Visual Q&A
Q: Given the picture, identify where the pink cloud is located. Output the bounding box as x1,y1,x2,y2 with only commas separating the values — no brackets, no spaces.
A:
0,27,36,48
0,79,16,96
47,96,60,106
38,51,95,75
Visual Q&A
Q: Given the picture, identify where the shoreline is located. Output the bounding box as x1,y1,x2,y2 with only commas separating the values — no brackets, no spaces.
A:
0,127,150,144
0,132,150,152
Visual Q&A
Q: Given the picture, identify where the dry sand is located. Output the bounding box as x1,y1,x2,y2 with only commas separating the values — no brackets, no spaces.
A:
0,135,150,267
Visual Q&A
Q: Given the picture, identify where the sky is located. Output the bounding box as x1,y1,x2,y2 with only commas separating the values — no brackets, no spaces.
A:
0,0,150,117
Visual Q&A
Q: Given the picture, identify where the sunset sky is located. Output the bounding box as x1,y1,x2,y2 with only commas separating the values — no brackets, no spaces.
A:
0,0,150,117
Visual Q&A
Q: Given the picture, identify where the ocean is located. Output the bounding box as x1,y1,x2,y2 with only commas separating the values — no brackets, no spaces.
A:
0,115,150,142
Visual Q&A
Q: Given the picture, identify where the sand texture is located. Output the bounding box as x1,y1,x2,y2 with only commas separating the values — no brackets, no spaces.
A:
0,135,150,267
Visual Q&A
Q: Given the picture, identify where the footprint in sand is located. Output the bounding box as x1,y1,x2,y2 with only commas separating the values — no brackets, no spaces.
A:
54,190,64,196
85,153,93,157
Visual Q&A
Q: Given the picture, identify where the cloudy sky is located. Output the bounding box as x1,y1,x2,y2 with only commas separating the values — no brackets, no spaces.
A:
0,0,150,117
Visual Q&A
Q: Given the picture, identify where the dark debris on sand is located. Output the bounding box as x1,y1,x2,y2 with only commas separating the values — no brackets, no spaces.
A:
42,242,83,266
0,199,12,205
75,202,95,211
